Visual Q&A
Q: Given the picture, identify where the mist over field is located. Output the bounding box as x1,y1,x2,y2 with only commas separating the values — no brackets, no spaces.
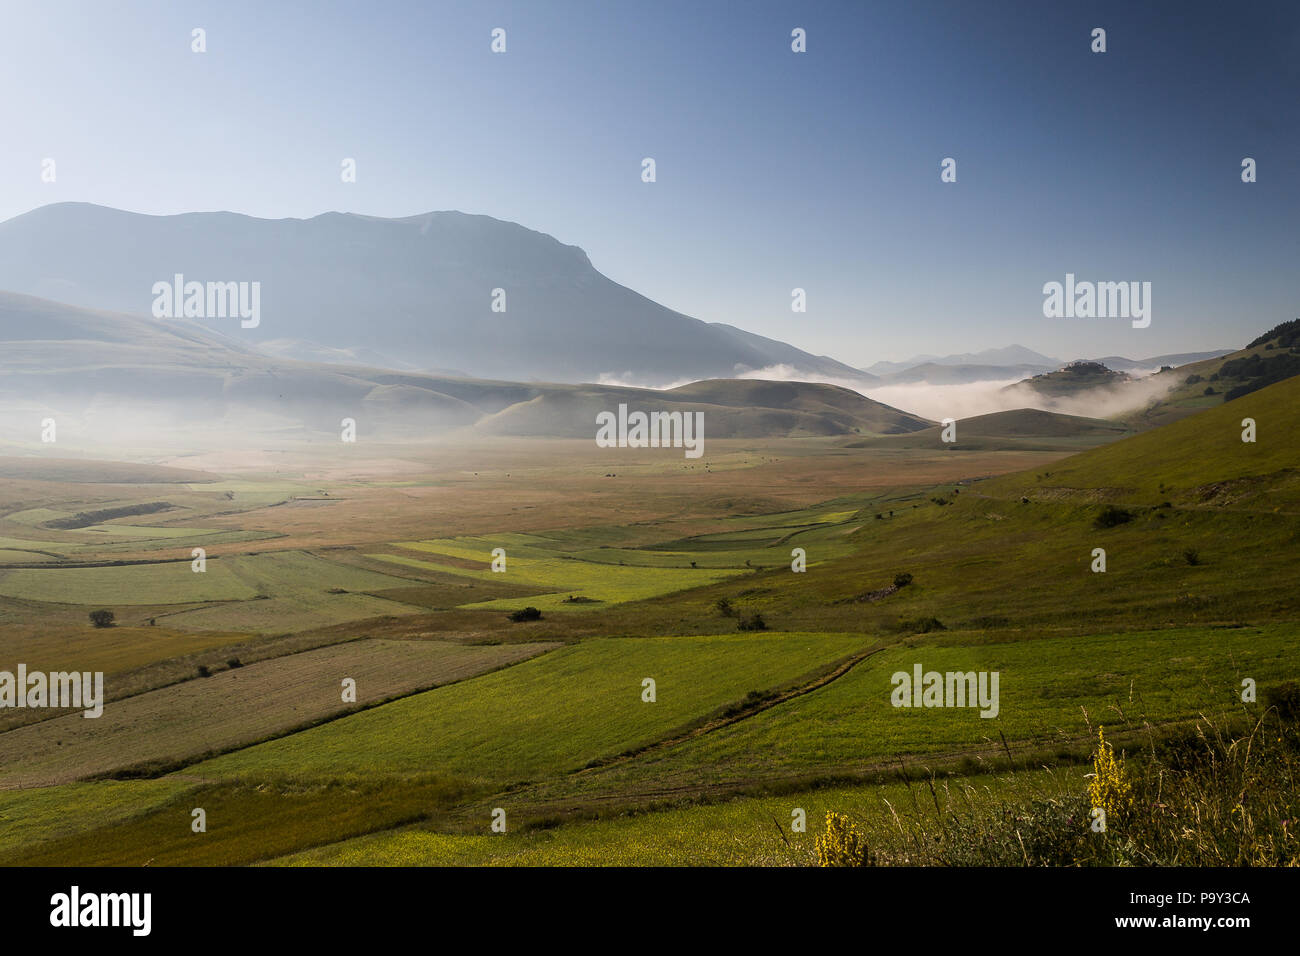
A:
862,372,1179,421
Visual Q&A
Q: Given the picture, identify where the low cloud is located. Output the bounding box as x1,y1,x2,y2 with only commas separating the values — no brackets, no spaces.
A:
598,363,1180,424
863,372,1178,421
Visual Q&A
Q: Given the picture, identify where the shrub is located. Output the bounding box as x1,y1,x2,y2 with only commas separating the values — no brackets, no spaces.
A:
816,812,875,867
508,607,543,622
1087,726,1133,824
714,597,734,617
226,657,243,668
1183,548,1200,566
1093,505,1135,529
89,609,115,628
893,572,914,588
938,795,1094,866
737,612,767,632
899,616,945,634
196,664,211,678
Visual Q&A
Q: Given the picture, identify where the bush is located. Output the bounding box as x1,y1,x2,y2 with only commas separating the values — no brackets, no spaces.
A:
736,612,767,632
816,812,875,867
714,597,735,617
89,609,115,628
1088,726,1133,824
1183,548,1200,566
899,616,945,634
226,657,243,668
1093,505,1135,529
196,664,211,678
938,795,1096,866
508,607,543,622
893,572,913,588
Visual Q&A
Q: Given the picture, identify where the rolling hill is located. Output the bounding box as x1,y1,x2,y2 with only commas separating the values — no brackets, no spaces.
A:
848,408,1132,451
986,373,1300,509
0,291,922,443
476,379,929,439
1118,319,1300,429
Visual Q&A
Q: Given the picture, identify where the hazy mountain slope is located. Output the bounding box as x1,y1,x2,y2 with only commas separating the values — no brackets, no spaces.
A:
1079,350,1233,372
0,292,918,443
878,362,1053,385
865,348,1230,382
863,346,1060,376
0,203,869,386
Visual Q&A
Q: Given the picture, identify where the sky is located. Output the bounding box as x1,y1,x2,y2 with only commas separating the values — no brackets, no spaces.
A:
1,0,1296,366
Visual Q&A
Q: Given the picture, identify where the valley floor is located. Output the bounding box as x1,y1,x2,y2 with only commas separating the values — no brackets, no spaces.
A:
1,384,1298,866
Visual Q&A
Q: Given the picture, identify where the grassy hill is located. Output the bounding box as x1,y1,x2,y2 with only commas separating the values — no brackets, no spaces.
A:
847,408,1131,451
986,373,1300,508
1002,360,1131,398
1122,319,1300,428
476,379,930,439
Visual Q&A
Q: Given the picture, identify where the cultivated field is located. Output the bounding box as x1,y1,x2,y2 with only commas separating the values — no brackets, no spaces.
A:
1,375,1297,866
0,638,557,787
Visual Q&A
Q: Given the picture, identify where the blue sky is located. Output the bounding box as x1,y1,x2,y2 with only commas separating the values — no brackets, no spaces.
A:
1,0,1296,365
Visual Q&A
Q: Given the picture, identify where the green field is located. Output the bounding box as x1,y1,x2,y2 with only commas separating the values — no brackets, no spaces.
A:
0,550,429,632
269,765,1088,866
374,537,748,609
0,639,559,788
1,374,1298,867
524,624,1299,803
192,633,872,784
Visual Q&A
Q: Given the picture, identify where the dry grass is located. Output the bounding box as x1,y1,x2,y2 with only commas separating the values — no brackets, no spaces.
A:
0,638,558,787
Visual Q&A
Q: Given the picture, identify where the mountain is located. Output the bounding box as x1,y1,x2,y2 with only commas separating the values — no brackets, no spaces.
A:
878,362,1054,385
1076,350,1234,372
0,291,921,444
253,339,442,373
865,347,1231,384
0,202,871,387
863,346,1060,376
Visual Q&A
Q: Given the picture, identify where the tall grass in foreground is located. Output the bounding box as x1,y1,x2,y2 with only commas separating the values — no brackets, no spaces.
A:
819,685,1300,866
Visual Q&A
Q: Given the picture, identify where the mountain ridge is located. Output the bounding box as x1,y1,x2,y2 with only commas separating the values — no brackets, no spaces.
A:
0,202,873,388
